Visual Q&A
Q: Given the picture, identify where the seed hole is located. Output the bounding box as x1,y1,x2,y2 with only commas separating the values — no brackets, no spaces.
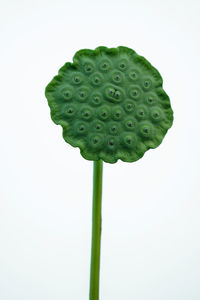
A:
115,91,120,98
74,77,79,82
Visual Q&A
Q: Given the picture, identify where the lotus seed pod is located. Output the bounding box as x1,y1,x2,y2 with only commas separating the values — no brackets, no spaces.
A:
45,46,173,163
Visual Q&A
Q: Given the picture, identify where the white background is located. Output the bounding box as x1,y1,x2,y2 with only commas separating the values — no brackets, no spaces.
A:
1,0,200,299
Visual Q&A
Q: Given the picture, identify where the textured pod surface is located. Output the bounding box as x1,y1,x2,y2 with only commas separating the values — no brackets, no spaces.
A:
45,46,173,163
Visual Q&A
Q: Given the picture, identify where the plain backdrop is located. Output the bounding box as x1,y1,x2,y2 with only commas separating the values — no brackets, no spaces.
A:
1,0,200,299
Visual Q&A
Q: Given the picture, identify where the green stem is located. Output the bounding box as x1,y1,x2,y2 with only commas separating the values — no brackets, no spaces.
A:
89,159,103,300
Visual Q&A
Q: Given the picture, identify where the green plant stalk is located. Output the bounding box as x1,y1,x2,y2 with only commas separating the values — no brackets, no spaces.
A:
89,159,103,300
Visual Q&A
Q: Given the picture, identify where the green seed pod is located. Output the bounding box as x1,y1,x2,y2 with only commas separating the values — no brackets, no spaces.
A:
45,46,173,163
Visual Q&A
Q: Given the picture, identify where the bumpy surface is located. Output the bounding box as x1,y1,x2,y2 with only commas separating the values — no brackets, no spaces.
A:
45,46,173,163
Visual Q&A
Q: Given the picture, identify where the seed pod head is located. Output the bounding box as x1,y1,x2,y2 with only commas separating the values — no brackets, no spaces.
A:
45,46,173,163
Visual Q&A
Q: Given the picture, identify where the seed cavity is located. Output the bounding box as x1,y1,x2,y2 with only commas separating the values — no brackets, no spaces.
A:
91,92,102,106
115,91,120,98
139,123,152,138
129,69,138,81
74,77,79,82
129,85,141,100
122,133,135,148
98,105,110,120
90,72,103,86
111,71,123,84
80,92,85,97
143,78,152,90
118,59,128,71
99,59,111,71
